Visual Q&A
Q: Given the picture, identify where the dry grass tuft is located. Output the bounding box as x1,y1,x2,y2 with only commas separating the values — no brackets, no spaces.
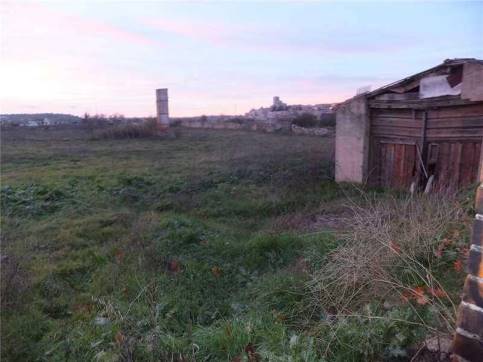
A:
309,192,466,333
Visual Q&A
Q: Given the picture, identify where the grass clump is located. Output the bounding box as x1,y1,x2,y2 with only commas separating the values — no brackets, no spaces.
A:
314,304,427,362
1,184,69,217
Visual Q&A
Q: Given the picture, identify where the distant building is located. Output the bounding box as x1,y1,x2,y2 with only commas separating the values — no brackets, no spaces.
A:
246,96,333,123
271,96,288,111
26,120,38,127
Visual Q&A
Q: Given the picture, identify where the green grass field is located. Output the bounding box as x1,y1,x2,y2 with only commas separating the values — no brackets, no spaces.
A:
0,127,471,361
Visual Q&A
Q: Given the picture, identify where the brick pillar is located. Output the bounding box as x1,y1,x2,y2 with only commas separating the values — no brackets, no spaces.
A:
452,183,483,361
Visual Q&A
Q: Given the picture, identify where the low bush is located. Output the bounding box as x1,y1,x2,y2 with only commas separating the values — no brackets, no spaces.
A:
318,113,336,127
292,113,318,128
95,119,163,139
309,192,467,335
292,113,336,128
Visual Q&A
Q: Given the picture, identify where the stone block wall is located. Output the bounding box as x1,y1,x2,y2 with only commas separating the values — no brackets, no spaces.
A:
452,183,483,361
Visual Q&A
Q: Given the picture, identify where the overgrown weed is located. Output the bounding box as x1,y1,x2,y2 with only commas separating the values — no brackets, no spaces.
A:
309,190,469,358
95,119,167,139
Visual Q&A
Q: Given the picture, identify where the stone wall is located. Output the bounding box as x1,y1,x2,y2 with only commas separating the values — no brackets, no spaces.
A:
172,116,333,136
172,116,289,133
171,97,335,136
291,124,331,136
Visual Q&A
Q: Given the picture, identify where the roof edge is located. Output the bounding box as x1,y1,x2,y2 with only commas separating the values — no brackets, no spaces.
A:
366,58,483,98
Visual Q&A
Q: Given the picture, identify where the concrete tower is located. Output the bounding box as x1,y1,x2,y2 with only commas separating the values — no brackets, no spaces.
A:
156,88,169,126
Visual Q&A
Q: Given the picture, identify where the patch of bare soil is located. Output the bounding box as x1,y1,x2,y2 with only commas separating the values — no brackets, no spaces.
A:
269,205,352,234
309,209,352,232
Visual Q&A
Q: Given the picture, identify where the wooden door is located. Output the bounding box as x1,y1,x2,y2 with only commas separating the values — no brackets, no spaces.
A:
370,140,418,189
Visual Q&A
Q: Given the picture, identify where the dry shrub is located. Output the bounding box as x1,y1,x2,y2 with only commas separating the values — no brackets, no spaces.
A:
96,119,166,139
309,192,465,332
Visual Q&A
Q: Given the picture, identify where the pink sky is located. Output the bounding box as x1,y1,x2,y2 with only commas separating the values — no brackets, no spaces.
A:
1,1,482,117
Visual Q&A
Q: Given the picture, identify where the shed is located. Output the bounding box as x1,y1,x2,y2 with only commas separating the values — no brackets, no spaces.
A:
335,58,483,190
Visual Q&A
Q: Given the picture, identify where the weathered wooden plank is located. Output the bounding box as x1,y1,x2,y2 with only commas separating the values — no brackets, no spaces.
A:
380,143,387,187
394,144,404,188
399,144,410,188
449,143,463,189
387,144,396,188
369,98,479,109
435,143,451,190
427,103,483,118
382,144,391,188
376,137,417,145
427,135,483,142
460,143,477,187
371,127,422,138
426,128,483,138
427,118,483,129
367,139,379,186
373,92,419,102
406,145,417,187
371,118,422,128
371,108,414,119
475,142,482,183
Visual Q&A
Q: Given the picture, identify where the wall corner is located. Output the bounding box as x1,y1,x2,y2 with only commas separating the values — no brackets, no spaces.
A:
335,96,370,184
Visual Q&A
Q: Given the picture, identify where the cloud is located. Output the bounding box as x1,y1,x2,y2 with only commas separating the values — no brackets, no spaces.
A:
1,1,161,58
143,15,414,56
143,18,229,45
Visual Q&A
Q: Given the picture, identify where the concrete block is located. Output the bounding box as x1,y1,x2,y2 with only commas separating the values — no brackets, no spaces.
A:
467,247,483,278
462,62,483,102
462,276,483,309
335,96,370,183
456,303,483,340
471,219,483,248
452,332,483,362
476,185,483,215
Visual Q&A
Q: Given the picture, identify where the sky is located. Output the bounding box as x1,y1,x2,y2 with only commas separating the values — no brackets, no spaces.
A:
1,1,482,117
